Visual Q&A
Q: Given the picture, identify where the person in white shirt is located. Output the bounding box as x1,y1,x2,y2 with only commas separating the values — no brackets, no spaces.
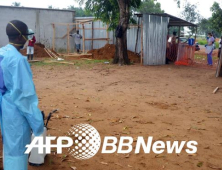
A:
70,30,82,54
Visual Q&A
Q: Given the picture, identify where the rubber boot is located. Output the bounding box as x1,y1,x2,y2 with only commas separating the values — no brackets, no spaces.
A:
31,54,33,60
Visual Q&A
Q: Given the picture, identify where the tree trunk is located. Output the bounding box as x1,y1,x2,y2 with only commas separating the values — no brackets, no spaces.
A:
113,0,130,65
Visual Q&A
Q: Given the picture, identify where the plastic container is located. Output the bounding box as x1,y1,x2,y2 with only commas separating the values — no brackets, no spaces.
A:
188,38,195,46
29,127,47,166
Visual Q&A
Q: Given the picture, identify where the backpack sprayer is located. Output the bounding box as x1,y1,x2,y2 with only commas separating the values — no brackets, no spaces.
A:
29,109,58,166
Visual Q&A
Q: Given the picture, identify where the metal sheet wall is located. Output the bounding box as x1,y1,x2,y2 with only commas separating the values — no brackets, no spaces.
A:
127,25,142,54
143,15,169,65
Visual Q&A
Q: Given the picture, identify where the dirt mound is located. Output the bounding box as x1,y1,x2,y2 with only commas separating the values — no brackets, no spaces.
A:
88,44,140,63
20,43,50,58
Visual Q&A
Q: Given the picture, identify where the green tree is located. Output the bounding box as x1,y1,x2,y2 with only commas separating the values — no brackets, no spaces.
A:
67,5,92,17
48,5,59,9
198,18,213,35
11,2,21,7
76,0,141,65
180,1,200,35
137,0,164,13
210,2,222,34
174,0,180,8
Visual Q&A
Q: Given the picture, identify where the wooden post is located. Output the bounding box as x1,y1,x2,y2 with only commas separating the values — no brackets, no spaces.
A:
216,46,222,77
141,19,143,65
177,26,181,60
76,21,79,31
91,21,94,50
67,24,70,54
194,26,197,43
106,24,109,44
52,24,55,51
82,24,85,54
135,17,140,53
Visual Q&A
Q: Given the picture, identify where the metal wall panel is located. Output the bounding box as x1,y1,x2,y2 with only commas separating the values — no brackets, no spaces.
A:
0,6,75,49
127,24,142,54
143,14,169,65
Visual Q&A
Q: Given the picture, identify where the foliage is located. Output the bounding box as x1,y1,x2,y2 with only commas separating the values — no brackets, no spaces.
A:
197,2,222,37
210,2,222,34
197,38,219,48
75,0,141,30
197,18,220,37
168,27,184,36
11,2,21,7
174,0,180,8
180,1,200,35
67,5,93,17
76,0,118,29
198,18,212,35
181,1,200,23
136,0,164,14
48,5,59,9
48,4,92,17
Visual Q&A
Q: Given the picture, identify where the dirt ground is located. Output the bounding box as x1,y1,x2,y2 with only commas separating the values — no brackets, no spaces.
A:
87,44,140,63
1,61,222,170
191,47,220,70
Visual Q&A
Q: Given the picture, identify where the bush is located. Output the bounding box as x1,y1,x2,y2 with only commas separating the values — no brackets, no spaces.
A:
197,39,219,48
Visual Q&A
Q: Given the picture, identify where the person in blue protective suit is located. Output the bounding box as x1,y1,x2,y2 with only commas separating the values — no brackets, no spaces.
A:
0,20,44,170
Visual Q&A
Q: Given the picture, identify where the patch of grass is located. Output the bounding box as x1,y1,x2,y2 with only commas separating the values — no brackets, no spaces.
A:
197,39,207,45
195,54,218,61
30,59,111,68
195,54,206,60
74,59,111,66
197,39,219,48
30,61,68,67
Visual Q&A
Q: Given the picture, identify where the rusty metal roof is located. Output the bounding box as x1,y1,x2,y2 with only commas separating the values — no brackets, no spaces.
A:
135,13,197,27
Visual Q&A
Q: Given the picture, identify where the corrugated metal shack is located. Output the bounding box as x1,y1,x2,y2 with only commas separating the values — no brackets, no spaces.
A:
135,13,197,66
142,14,169,65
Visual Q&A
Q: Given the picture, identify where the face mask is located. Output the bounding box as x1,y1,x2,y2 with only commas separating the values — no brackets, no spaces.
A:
8,22,28,48
28,34,34,40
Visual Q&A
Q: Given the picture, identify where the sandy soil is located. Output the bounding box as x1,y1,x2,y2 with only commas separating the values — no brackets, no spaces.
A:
1,62,222,170
191,47,220,70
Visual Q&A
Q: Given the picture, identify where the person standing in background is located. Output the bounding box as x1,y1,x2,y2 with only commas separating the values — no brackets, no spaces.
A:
70,30,82,54
27,29,36,60
170,31,178,61
206,33,215,66
166,33,170,64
